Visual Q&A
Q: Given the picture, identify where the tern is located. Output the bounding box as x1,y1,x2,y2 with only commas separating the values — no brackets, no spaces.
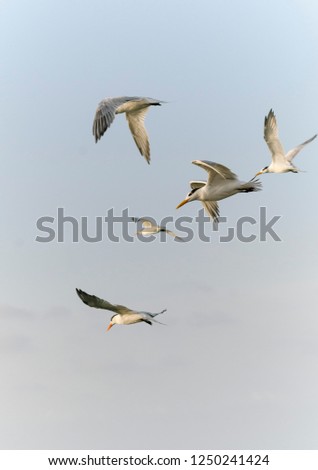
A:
254,109,317,177
76,288,167,331
131,217,183,241
176,160,262,221
92,96,163,164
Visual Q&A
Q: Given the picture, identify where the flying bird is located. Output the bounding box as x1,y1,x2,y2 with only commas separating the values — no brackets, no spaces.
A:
131,217,183,241
254,109,317,177
92,96,163,164
176,160,262,221
76,288,167,332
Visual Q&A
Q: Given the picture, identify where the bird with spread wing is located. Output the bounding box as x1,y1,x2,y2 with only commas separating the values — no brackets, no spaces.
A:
92,96,163,164
76,288,167,332
253,109,317,177
131,217,183,241
177,160,262,221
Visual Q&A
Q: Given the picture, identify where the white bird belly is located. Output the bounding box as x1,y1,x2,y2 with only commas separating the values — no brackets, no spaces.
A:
203,181,239,201
269,162,293,173
120,313,143,325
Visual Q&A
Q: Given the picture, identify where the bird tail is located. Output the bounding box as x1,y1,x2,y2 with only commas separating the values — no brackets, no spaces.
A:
150,309,167,325
240,179,262,193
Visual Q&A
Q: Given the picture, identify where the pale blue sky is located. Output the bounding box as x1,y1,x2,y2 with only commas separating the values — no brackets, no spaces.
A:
1,0,318,449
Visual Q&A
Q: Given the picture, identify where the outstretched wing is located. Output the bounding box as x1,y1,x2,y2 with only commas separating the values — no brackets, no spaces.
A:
264,109,286,164
201,201,220,222
164,229,184,241
92,97,133,143
190,181,206,190
76,288,132,314
285,134,317,161
192,160,237,187
126,108,151,163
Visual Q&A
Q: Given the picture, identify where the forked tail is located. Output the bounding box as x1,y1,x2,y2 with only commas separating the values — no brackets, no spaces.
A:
151,308,167,325
240,179,262,193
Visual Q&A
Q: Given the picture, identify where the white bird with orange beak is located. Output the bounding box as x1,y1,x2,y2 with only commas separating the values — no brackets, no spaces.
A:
76,288,167,332
176,160,262,221
253,109,317,178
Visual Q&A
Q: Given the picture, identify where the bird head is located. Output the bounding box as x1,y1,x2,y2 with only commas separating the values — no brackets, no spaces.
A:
106,314,120,332
176,187,200,209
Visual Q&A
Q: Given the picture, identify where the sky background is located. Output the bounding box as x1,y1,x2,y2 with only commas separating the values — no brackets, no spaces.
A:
1,0,318,450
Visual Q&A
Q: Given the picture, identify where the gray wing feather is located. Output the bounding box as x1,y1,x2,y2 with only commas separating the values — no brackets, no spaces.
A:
285,134,317,161
192,160,237,187
202,201,220,222
92,97,143,143
93,98,122,142
192,160,237,179
76,288,132,314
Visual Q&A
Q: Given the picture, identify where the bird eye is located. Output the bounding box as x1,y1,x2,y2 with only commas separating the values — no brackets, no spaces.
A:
188,188,198,197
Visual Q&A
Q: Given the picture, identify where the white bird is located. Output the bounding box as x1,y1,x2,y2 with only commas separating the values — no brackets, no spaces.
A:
76,288,167,332
176,160,262,221
254,109,317,177
131,217,183,241
92,96,163,164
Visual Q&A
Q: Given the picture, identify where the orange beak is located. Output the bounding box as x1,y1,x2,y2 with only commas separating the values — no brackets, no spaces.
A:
176,198,190,209
249,171,262,182
106,323,113,332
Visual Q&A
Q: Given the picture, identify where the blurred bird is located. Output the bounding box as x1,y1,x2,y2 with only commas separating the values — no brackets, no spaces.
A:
131,217,183,241
176,160,262,221
254,109,317,177
92,96,163,163
76,288,167,332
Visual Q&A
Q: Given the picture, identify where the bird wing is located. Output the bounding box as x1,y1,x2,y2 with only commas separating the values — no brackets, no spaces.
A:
285,134,317,161
92,97,134,143
76,289,132,315
190,181,206,190
126,108,151,163
164,229,183,241
264,109,286,164
192,160,237,186
202,201,220,221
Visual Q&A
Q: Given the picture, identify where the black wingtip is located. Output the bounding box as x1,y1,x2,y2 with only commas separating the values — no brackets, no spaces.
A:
76,288,87,300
